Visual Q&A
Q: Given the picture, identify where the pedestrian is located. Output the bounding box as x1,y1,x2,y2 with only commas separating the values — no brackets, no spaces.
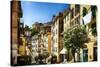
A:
75,52,78,62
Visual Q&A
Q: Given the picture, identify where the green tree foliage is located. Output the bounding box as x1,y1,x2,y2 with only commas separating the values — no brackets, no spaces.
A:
24,25,38,36
30,28,38,36
24,25,30,31
64,25,88,62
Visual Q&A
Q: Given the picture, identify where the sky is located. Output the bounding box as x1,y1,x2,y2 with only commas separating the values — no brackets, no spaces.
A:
21,1,69,27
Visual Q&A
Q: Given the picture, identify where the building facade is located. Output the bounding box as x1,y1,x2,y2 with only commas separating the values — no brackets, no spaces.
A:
63,4,97,62
11,0,23,65
52,4,97,63
31,35,38,63
51,12,64,63
80,5,97,62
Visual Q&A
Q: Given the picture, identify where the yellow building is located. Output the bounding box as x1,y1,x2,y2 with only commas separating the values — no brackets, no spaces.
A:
42,25,51,56
63,10,71,32
62,4,97,62
18,36,26,56
47,32,51,55
80,5,97,62
69,4,97,62
51,21,57,55
59,9,71,62
70,4,80,27
37,25,51,58
61,4,81,62
51,12,64,63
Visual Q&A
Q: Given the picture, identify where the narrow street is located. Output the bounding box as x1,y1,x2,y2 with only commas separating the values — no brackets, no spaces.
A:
11,0,97,66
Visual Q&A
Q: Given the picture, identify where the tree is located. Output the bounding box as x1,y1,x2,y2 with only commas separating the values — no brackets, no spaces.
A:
24,25,38,36
24,25,30,31
30,28,38,36
64,25,88,62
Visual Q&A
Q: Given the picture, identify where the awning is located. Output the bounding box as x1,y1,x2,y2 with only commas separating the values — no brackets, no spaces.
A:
83,11,92,24
60,48,67,54
80,11,92,25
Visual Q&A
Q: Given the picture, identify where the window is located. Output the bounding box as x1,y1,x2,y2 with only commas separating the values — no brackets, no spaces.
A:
55,47,57,52
83,7,88,17
19,38,23,45
56,38,57,43
64,18,66,23
53,39,55,44
91,6,97,18
71,8,74,19
83,49,88,62
54,31,55,36
71,21,73,26
93,47,97,61
78,17,80,24
67,14,69,20
20,24,22,28
71,21,74,26
56,19,59,25
75,19,77,24
65,16,67,22
91,22,97,36
75,5,80,15
56,48,57,52
55,21,57,25
60,20,64,33
70,22,72,27
75,17,80,24
56,29,57,34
